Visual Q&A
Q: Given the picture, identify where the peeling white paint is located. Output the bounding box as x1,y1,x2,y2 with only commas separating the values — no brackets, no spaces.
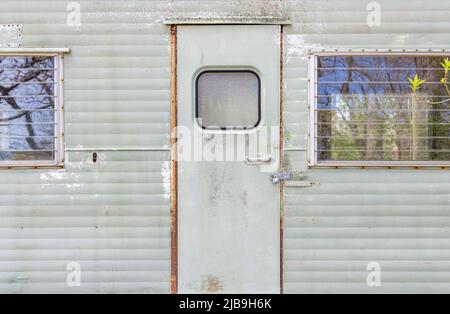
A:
165,0,288,23
0,25,22,48
40,171,67,182
161,161,171,200
286,34,324,58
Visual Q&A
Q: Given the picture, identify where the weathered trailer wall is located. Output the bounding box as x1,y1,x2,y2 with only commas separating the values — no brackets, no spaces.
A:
282,0,450,293
0,0,449,294
164,0,450,294
0,0,172,293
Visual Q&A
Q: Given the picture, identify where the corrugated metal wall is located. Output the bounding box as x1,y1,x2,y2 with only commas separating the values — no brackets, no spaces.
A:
0,0,449,293
282,0,450,293
0,0,171,293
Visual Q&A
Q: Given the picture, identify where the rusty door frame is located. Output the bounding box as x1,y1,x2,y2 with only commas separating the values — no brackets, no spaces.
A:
279,25,284,294
169,24,285,294
170,25,178,294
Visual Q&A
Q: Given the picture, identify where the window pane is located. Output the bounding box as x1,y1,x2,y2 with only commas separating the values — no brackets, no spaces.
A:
196,70,261,129
0,56,56,163
316,55,450,162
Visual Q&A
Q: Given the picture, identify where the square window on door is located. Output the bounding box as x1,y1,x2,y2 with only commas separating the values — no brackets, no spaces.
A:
195,70,261,130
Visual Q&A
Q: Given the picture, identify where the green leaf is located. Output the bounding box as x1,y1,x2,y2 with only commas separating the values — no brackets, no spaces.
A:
408,74,426,94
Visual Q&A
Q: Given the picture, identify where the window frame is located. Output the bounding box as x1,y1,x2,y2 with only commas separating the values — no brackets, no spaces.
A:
194,69,262,131
308,50,450,168
0,51,65,169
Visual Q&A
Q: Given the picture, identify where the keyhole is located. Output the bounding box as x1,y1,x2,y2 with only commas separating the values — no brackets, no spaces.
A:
93,152,98,163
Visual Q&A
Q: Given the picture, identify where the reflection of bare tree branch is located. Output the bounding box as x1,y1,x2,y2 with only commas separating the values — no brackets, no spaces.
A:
0,57,46,90
0,96,38,149
384,56,398,93
342,57,364,150
0,104,52,122
0,56,54,151
4,72,43,94
318,55,450,162
39,81,55,107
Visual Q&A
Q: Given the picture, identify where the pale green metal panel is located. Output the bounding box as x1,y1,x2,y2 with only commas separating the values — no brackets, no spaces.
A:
177,25,281,293
0,151,171,293
283,0,450,293
0,0,171,293
0,0,449,294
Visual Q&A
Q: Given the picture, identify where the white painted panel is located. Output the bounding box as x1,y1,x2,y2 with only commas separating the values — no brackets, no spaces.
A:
0,24,22,48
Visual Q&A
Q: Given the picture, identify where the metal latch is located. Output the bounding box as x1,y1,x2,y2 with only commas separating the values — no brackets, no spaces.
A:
271,171,316,187
271,172,294,184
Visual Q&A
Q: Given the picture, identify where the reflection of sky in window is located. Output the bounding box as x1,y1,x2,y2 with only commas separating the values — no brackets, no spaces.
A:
316,55,450,162
0,56,55,160
317,55,449,110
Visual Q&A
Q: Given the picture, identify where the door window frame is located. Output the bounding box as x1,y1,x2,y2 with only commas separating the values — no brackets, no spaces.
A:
193,67,264,134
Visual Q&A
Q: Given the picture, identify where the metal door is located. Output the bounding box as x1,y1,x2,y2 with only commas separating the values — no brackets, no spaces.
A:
178,25,280,293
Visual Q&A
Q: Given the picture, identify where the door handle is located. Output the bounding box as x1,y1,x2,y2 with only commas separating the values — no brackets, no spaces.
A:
245,155,273,165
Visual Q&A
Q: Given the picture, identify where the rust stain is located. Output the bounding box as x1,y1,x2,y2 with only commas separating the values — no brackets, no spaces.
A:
170,24,178,295
279,25,285,295
240,190,248,207
201,276,224,293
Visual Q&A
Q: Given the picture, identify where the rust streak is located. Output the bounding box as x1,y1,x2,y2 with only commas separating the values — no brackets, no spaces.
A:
202,276,223,293
279,24,285,295
170,24,178,294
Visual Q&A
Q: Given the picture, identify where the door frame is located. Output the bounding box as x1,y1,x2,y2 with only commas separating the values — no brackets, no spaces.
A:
169,24,285,294
169,25,178,294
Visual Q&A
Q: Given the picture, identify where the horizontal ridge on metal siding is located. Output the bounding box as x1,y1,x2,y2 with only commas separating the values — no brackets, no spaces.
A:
2,0,450,294
283,0,450,294
0,151,170,293
0,0,171,294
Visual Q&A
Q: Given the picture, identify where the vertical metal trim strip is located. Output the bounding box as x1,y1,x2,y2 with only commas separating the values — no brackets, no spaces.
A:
279,24,285,295
170,25,178,294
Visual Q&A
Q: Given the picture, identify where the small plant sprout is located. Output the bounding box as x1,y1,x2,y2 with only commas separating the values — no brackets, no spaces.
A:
440,58,450,96
440,58,450,76
408,74,426,94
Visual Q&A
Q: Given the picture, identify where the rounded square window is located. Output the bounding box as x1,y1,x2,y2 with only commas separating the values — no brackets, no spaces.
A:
195,70,261,130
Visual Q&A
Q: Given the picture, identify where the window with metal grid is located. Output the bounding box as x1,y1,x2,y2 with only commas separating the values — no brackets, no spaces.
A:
0,54,63,166
311,54,450,166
